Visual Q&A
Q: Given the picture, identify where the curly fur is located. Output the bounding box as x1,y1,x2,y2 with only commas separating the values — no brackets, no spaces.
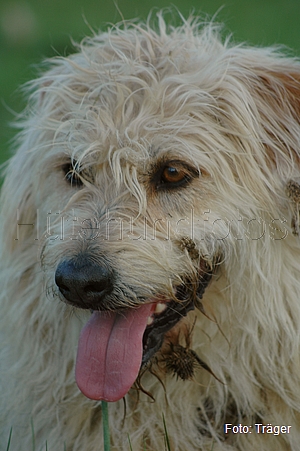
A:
1,11,300,451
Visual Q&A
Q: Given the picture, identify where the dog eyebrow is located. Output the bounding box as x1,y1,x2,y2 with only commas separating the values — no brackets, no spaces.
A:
149,159,200,186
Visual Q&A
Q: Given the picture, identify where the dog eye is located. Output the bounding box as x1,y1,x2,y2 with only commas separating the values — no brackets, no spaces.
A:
62,163,83,187
157,162,197,189
161,166,187,184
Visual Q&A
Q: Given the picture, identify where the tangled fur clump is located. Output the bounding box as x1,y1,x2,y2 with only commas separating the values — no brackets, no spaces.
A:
1,11,300,451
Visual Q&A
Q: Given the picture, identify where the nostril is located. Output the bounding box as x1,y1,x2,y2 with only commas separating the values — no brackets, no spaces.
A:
55,258,114,309
84,282,109,295
60,284,71,293
54,273,69,293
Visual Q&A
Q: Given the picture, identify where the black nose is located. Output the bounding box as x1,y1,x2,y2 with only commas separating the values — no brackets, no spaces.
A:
55,258,114,309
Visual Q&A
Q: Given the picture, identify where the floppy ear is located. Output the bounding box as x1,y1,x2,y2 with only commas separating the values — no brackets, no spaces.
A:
260,71,300,114
0,76,57,254
253,67,300,169
0,150,38,254
256,67,300,234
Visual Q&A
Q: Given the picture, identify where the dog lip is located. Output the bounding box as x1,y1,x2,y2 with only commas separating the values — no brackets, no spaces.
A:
142,298,195,365
141,264,214,365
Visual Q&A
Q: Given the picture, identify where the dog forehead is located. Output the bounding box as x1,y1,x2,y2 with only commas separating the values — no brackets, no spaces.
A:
35,22,227,161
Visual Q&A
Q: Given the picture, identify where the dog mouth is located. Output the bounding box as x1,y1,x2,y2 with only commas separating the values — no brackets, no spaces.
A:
141,295,196,365
75,271,212,402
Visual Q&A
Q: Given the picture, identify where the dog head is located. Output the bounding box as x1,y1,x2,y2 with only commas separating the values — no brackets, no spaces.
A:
2,13,300,403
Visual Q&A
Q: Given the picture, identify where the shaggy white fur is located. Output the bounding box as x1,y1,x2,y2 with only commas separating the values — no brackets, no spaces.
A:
1,11,300,451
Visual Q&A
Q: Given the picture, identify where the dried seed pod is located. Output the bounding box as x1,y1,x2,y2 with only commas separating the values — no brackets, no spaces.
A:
178,236,200,260
165,344,201,380
163,320,223,382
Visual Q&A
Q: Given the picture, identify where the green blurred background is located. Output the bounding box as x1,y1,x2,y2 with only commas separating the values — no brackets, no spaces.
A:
1,0,300,164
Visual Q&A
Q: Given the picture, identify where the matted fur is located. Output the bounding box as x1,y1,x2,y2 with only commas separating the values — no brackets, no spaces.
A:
1,11,300,451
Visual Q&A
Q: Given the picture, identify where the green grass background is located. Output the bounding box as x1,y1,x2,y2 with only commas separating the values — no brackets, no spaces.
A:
1,0,300,163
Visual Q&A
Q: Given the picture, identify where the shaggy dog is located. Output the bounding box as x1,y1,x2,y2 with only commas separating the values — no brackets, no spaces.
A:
1,12,300,451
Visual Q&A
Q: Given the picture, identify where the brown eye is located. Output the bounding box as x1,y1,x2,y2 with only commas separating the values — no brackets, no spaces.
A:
151,160,199,191
161,166,187,184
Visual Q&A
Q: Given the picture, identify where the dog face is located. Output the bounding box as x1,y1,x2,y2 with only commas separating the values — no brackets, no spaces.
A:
39,99,221,401
3,16,300,409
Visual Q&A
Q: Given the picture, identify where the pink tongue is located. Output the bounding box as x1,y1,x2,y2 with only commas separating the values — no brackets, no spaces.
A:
75,303,154,402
